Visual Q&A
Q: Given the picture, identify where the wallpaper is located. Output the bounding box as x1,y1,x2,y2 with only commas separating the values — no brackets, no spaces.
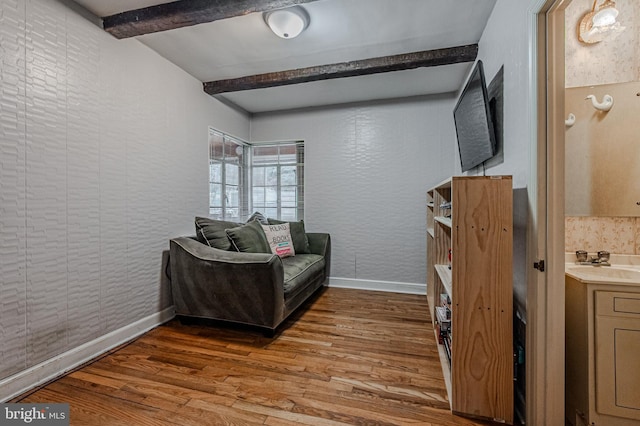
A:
564,0,639,254
565,0,640,88
566,216,640,255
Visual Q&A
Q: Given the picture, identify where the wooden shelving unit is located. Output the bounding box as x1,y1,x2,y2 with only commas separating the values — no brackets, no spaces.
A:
426,190,436,313
426,176,513,424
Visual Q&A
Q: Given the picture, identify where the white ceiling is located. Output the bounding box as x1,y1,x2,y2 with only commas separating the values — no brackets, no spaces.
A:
71,0,498,114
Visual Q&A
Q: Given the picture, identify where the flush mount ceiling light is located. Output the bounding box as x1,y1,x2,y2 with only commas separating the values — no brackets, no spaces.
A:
578,0,624,44
264,6,309,39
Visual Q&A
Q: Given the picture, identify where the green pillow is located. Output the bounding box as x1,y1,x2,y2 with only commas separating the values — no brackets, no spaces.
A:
267,219,310,254
225,220,272,253
194,217,240,250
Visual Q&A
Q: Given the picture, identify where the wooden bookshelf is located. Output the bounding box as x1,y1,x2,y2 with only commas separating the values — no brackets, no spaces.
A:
426,176,513,424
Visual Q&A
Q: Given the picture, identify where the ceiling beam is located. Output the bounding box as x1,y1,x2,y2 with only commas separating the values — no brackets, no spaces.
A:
103,0,321,39
203,44,478,96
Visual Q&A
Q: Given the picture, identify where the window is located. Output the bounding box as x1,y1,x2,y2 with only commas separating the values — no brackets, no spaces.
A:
208,129,248,221
251,143,304,221
208,127,304,221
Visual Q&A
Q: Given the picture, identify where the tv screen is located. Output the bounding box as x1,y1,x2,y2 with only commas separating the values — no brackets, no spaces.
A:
453,60,496,172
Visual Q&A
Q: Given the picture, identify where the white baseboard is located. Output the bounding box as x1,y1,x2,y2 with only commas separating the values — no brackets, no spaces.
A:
328,277,426,295
0,307,175,402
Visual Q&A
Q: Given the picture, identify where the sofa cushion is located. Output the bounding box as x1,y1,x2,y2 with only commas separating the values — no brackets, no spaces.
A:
261,223,295,258
281,254,325,298
225,220,272,253
195,217,240,251
267,218,310,254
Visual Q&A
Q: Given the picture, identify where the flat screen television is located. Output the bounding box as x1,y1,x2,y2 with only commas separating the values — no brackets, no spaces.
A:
453,60,497,172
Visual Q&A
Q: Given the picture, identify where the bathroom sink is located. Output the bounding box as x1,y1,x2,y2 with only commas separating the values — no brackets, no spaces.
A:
566,265,640,284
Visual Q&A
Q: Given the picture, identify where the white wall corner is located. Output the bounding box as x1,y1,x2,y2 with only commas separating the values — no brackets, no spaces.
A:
0,307,175,402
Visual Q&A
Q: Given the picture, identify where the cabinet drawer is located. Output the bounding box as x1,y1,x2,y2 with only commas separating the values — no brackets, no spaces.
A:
596,290,640,318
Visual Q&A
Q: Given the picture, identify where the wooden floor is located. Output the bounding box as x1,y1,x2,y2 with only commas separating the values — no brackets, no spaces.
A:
15,287,492,425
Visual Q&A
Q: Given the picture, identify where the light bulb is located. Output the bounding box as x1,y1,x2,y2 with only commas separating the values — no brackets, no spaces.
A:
592,7,618,26
592,1,619,27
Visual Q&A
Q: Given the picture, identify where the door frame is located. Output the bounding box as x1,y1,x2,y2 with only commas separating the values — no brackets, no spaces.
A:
527,0,568,424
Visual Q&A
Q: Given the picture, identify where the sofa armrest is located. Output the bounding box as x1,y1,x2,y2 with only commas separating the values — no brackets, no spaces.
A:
306,233,331,280
169,237,285,329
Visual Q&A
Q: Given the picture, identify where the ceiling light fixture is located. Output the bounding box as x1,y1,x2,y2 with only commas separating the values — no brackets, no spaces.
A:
264,6,309,39
578,0,624,44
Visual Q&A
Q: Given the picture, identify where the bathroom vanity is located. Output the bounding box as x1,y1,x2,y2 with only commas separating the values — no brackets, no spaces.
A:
565,256,640,426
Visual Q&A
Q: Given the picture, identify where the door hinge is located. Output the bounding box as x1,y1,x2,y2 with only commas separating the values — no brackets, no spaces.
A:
533,260,545,272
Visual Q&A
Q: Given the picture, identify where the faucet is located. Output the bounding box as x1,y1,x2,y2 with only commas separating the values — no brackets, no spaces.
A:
592,250,611,266
575,250,610,266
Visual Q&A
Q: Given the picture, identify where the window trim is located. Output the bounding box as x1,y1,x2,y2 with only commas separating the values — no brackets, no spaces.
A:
208,128,249,221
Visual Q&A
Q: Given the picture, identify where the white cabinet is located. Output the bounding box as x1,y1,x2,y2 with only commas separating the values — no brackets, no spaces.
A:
566,276,640,426
595,291,640,420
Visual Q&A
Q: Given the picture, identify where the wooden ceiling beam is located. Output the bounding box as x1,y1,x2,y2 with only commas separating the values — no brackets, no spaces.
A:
103,0,321,39
203,44,478,95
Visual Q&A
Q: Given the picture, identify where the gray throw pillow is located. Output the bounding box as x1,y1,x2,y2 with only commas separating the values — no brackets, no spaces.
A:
267,218,310,254
225,220,272,253
247,211,268,225
194,217,240,251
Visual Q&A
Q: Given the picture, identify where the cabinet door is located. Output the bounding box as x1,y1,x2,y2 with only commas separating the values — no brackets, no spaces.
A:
595,291,640,421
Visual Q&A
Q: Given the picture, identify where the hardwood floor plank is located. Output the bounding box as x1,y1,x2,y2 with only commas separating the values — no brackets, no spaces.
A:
14,288,492,425
232,399,353,426
288,393,431,426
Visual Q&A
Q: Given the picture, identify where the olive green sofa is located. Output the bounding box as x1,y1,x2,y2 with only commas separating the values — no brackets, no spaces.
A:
169,218,330,335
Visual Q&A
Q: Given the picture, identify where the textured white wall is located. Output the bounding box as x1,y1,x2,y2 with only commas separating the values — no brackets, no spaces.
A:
250,95,457,284
0,0,249,380
472,0,540,314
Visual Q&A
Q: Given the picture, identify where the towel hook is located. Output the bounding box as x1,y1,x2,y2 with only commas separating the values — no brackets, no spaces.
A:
585,94,613,112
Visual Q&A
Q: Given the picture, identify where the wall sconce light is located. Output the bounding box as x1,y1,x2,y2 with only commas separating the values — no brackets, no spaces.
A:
578,0,624,44
264,6,310,39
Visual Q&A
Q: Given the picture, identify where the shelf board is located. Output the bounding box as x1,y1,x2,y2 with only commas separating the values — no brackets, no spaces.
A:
432,326,452,408
435,264,452,297
427,227,434,238
427,201,434,208
434,216,452,228
431,176,452,190
427,294,435,325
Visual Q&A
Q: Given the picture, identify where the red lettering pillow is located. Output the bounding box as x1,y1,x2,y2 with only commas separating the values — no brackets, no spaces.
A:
261,223,295,258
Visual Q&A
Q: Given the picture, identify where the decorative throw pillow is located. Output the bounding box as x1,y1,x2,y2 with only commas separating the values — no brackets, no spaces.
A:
267,218,310,254
194,217,240,251
247,211,268,225
261,223,295,258
225,220,271,253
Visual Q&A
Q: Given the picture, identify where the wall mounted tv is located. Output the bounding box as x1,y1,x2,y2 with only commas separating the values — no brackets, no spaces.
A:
453,60,497,172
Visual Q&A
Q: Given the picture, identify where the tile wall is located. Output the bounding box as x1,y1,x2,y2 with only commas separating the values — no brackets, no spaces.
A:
565,217,640,254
